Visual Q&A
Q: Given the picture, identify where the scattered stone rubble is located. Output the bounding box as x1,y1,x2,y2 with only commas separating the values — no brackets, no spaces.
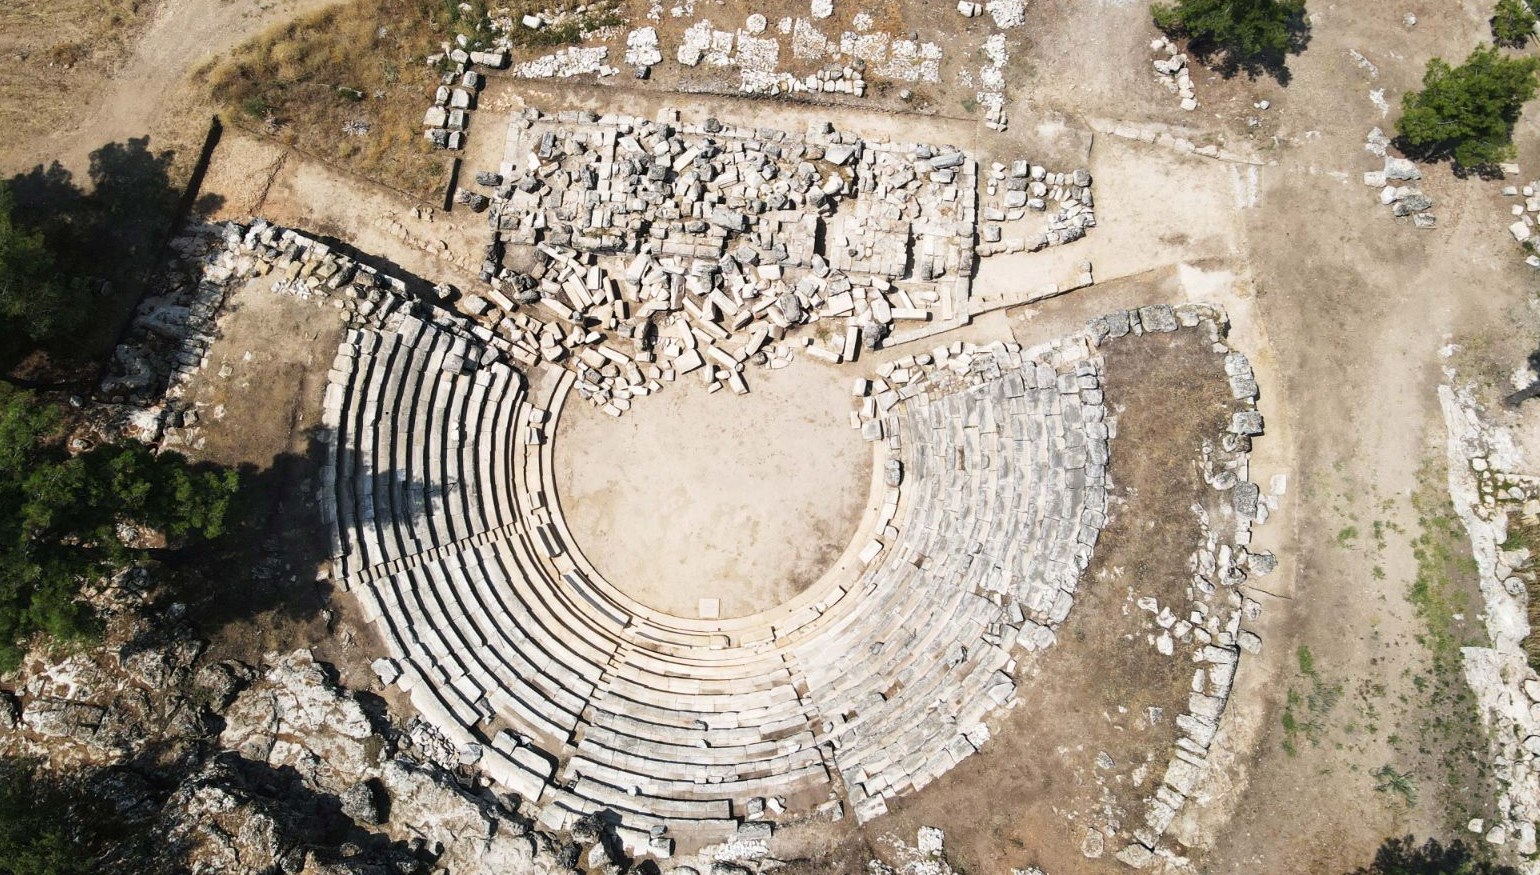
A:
467,107,981,415
515,44,616,79
1082,305,1272,870
1497,166,1540,269
674,17,872,96
100,225,238,415
99,219,470,443
1362,136,1436,229
979,160,1095,254
497,0,952,99
422,35,506,150
872,827,966,875
408,0,1036,138
0,580,583,875
976,33,1011,131
1151,36,1197,112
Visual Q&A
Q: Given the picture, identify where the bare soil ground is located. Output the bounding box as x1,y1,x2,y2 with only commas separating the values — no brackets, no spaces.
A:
554,356,870,619
200,129,488,291
160,272,385,687
0,0,336,179
0,0,152,171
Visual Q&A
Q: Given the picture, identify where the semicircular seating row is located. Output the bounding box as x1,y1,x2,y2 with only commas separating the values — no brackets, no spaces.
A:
319,305,1110,856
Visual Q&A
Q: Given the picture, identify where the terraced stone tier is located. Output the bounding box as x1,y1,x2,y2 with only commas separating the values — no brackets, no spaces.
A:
320,304,1109,857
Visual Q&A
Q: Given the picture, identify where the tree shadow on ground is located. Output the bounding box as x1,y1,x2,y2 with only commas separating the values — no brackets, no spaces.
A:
1502,347,1540,408
1349,835,1519,874
165,429,337,653
169,410,472,668
2,137,204,383
1389,132,1510,180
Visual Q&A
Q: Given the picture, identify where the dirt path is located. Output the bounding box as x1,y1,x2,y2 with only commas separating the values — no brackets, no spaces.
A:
39,0,334,177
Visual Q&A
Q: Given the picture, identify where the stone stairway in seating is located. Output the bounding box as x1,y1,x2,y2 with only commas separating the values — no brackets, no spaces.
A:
321,300,1111,858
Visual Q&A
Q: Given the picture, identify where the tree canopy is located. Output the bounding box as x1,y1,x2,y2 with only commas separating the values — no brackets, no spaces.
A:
0,385,239,671
0,759,102,875
1395,45,1540,168
0,187,90,346
1152,0,1308,74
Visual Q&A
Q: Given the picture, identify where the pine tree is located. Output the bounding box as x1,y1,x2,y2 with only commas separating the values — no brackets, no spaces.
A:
1396,45,1540,168
1152,0,1308,71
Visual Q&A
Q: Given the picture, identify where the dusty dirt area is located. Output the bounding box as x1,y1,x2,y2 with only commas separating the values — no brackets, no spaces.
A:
1,0,336,179
160,272,383,690
555,356,870,619
199,129,488,291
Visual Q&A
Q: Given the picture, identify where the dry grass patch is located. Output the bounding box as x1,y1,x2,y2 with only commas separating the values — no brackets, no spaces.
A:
204,0,483,199
206,0,627,200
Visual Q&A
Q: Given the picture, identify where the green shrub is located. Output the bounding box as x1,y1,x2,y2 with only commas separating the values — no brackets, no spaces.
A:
1493,0,1537,47
240,95,272,118
0,759,102,875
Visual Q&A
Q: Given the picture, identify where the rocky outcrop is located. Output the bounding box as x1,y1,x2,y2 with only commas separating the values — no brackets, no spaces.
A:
0,614,580,875
1441,384,1540,869
219,650,380,795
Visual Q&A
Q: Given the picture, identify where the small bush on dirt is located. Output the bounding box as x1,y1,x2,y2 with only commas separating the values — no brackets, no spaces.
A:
1396,45,1540,169
1151,0,1309,76
1493,0,1538,47
47,42,86,67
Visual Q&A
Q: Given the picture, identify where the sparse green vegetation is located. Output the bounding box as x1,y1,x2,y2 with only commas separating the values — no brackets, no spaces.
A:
1388,466,1495,829
1395,45,1540,168
1297,644,1316,675
520,7,624,48
1371,764,1419,807
1407,491,1479,662
1280,644,1342,755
